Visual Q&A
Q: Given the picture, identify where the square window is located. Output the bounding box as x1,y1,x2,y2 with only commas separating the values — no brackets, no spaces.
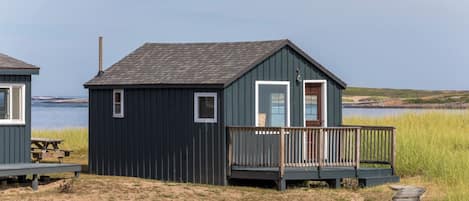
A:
194,92,217,123
0,84,25,124
198,96,214,118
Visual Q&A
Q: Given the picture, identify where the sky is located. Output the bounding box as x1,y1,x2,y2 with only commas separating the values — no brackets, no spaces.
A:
0,0,468,96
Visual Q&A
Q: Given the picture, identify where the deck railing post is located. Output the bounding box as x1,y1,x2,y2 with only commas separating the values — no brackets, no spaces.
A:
227,127,233,177
391,128,396,175
319,128,324,168
279,128,285,178
355,128,361,170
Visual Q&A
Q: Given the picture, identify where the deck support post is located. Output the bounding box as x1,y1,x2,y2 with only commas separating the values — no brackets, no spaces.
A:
32,174,38,191
391,128,396,175
318,128,324,174
74,171,80,178
278,128,285,190
276,178,286,191
355,128,361,177
325,178,341,189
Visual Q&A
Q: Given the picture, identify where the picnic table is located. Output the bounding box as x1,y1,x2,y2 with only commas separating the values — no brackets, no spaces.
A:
31,138,72,163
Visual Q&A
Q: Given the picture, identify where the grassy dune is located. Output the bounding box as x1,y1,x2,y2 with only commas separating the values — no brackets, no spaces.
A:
344,87,469,98
345,110,469,200
30,111,469,200
32,128,88,164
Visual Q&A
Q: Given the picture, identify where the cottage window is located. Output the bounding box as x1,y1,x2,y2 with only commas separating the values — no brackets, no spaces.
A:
0,84,25,125
113,89,124,118
255,81,290,127
194,92,217,123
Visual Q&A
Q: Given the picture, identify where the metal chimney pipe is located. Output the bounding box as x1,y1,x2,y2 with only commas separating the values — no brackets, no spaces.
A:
98,36,104,76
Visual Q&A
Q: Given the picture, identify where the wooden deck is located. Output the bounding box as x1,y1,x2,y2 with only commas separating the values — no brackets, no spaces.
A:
230,166,398,189
227,126,398,190
0,163,81,191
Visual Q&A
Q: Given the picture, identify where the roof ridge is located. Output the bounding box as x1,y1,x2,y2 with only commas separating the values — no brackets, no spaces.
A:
144,39,288,45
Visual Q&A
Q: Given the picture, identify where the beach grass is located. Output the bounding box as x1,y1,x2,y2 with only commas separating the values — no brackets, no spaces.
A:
32,128,88,164
345,110,469,200
344,87,469,98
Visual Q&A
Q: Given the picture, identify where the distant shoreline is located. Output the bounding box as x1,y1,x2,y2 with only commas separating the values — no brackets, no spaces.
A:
32,96,88,104
344,105,468,109
31,96,469,109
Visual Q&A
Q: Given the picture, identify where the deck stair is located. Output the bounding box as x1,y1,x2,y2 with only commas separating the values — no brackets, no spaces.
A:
390,185,426,201
358,175,400,187
358,168,399,187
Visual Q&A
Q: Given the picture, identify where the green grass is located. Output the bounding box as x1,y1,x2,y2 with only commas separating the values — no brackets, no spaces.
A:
345,111,469,200
32,128,88,164
405,95,469,104
344,87,469,98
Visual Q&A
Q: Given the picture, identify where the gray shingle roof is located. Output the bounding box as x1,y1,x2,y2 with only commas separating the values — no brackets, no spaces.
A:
0,53,39,70
85,39,346,88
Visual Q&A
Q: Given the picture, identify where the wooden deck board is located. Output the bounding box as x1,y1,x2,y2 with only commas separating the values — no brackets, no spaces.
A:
230,166,394,181
0,163,81,177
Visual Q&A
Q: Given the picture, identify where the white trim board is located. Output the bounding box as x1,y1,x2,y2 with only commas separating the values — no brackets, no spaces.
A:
254,80,290,127
302,80,328,159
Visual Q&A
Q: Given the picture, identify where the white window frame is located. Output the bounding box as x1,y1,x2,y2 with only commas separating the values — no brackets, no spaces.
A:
113,89,124,118
194,92,217,123
255,81,290,127
0,83,26,125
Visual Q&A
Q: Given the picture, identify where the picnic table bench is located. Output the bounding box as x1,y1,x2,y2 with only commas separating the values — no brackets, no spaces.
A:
31,138,72,163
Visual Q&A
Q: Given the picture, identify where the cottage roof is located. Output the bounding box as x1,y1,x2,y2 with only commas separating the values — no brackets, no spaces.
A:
84,39,346,88
0,53,40,70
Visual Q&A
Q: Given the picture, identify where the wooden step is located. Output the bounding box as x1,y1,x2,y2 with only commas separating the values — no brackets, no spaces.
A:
358,175,400,187
390,185,426,201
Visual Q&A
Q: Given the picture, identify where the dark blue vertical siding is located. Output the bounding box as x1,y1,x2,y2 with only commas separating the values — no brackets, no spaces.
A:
89,87,226,185
0,75,32,164
224,46,343,127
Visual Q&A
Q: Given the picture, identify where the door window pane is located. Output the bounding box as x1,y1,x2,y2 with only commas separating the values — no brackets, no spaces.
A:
271,93,285,126
258,84,288,127
305,95,318,121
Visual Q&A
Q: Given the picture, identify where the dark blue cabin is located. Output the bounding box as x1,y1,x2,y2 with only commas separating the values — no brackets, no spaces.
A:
85,39,398,190
0,53,39,165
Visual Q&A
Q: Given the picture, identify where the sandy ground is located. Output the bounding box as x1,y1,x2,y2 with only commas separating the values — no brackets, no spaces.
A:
0,173,398,201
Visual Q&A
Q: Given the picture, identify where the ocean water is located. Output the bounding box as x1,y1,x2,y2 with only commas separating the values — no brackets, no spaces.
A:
32,102,88,129
31,102,464,129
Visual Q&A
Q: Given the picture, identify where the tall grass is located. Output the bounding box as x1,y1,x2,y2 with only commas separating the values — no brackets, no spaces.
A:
32,128,88,157
345,110,469,200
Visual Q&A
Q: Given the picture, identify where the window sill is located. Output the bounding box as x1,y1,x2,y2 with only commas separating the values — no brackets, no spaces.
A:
0,121,26,126
194,118,217,123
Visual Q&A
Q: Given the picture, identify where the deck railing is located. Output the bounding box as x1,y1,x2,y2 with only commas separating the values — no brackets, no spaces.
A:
227,126,395,176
